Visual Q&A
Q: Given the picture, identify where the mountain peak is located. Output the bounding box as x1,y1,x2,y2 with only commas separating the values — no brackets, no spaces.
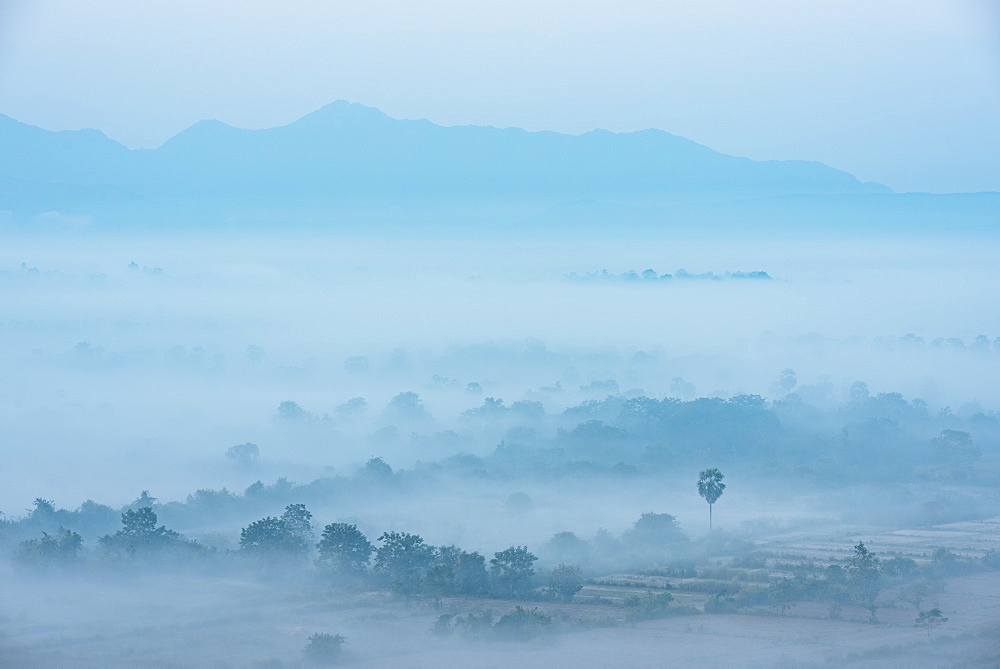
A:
292,100,392,126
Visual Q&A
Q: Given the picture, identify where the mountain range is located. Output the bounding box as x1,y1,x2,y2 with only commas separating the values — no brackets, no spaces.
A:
1,101,890,204
2,101,996,235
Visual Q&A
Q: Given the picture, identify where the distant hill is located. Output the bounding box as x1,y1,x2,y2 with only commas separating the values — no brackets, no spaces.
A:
0,101,890,207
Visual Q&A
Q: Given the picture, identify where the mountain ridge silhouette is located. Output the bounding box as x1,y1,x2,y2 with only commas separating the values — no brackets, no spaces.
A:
0,100,892,203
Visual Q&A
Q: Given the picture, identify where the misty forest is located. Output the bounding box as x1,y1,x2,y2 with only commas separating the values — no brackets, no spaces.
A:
2,5,1000,667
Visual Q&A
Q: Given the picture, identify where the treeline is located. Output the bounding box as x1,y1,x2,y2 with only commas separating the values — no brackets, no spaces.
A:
7,501,695,595
14,501,999,629
566,268,773,282
279,389,999,483
2,388,997,548
6,501,589,605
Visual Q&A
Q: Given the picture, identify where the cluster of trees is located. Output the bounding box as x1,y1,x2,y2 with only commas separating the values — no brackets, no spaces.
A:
566,268,772,282
9,499,564,604
10,499,705,610
13,526,82,567
11,501,202,566
237,508,590,604
266,382,998,490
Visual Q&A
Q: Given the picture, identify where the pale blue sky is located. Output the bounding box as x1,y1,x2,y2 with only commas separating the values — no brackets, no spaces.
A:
1,0,997,192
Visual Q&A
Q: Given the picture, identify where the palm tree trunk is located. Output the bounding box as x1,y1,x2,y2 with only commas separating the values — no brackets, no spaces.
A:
709,503,713,531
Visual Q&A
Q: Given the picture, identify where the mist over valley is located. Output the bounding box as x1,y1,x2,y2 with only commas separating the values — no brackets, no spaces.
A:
1,8,998,662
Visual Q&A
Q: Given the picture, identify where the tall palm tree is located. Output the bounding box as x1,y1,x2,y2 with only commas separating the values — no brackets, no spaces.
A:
697,468,726,531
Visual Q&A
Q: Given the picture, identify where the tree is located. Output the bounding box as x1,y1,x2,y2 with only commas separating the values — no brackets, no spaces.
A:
359,457,393,481
304,633,345,665
281,503,315,544
545,531,591,565
453,550,489,596
768,578,799,615
915,608,948,636
379,391,433,428
30,498,56,518
930,429,980,464
847,541,882,620
375,531,435,576
127,491,158,510
317,523,374,576
99,507,189,557
240,516,310,561
225,443,260,468
697,468,726,530
15,527,83,567
548,564,584,602
375,531,435,598
490,546,537,599
625,512,687,548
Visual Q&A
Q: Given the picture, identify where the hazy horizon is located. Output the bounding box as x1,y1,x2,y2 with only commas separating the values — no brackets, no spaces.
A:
2,3,998,668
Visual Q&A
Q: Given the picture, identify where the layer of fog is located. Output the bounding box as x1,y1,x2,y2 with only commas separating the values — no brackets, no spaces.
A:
1,233,998,513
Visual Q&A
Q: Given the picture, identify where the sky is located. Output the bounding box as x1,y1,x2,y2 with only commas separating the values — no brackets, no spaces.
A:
0,0,997,193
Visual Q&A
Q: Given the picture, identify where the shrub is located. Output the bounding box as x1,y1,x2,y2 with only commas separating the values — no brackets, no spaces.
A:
703,594,738,614
304,633,345,666
493,606,552,642
623,592,676,622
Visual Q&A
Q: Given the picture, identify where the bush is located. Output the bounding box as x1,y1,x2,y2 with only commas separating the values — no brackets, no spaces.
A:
732,585,770,609
493,606,552,642
882,556,918,577
455,609,494,641
703,594,738,614
304,633,345,666
14,528,83,567
623,592,676,622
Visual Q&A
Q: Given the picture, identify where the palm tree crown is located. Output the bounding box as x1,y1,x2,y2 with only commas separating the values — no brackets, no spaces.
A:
697,468,726,530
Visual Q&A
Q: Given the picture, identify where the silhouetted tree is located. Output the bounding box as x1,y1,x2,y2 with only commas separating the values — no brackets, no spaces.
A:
226,443,260,468
915,608,948,636
15,527,83,567
697,468,726,530
930,429,980,463
545,531,591,566
127,490,158,511
359,457,393,481
847,541,882,620
453,550,489,596
490,546,537,599
240,512,310,562
281,503,314,544
99,507,190,557
548,564,583,601
304,633,345,665
317,523,374,577
30,498,56,518
625,512,687,548
375,531,435,598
